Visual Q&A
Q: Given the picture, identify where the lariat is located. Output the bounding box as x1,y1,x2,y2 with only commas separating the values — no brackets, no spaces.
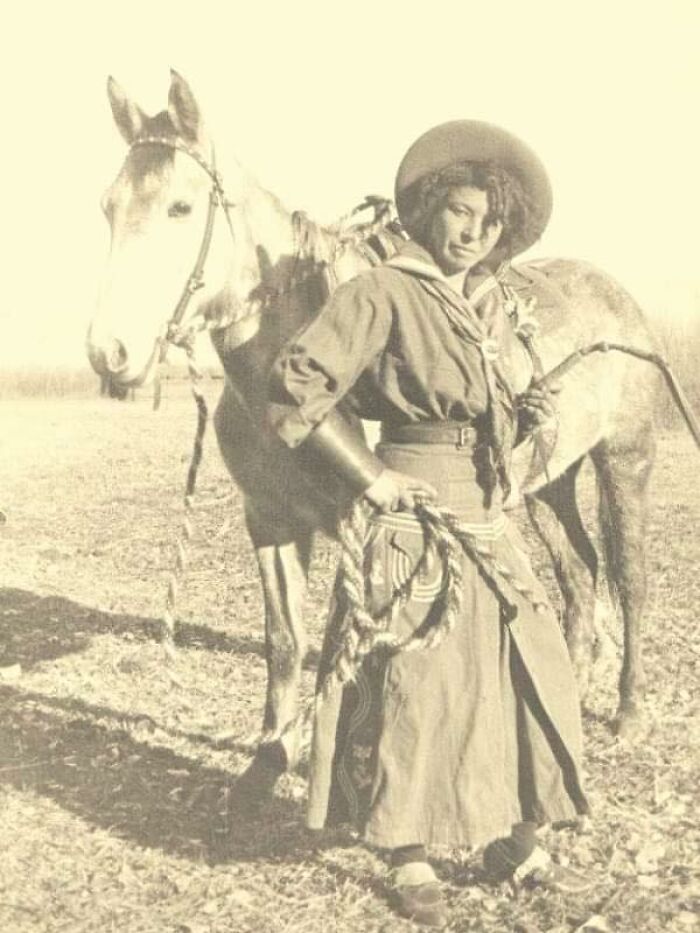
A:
308,498,548,713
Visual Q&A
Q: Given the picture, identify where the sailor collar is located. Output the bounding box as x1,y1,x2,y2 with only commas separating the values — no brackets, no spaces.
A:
385,242,506,307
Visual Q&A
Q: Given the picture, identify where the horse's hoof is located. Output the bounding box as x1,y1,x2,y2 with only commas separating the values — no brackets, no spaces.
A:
613,705,647,742
255,739,290,774
230,745,286,813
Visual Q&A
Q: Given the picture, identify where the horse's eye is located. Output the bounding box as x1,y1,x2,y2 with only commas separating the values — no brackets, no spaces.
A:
168,201,192,218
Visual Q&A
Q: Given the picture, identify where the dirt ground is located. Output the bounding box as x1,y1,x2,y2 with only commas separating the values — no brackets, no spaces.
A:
0,389,698,932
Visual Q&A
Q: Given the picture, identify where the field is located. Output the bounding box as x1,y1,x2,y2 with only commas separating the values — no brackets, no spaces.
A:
1,387,698,933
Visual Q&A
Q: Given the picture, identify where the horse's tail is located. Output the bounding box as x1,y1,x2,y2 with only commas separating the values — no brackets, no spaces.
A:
589,455,624,662
595,465,620,611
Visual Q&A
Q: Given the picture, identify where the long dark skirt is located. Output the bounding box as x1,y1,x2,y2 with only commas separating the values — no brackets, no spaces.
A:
308,441,589,849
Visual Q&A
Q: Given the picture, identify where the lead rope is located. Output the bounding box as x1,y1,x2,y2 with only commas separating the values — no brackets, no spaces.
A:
158,211,310,659
157,209,307,660
161,340,210,659
159,312,244,661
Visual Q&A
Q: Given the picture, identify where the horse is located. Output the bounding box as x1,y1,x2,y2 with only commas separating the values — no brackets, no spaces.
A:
87,71,661,782
94,370,136,400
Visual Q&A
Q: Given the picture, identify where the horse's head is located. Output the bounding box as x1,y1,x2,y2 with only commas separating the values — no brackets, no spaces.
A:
88,71,260,388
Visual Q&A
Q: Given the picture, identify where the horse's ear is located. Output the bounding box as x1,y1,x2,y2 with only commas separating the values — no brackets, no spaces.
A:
167,69,204,144
107,76,146,145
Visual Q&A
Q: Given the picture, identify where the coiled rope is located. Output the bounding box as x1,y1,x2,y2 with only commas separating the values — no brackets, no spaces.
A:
281,496,550,736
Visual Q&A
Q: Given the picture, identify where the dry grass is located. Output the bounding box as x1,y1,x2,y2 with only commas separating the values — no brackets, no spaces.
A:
0,389,698,932
0,367,99,400
652,316,700,425
0,363,222,400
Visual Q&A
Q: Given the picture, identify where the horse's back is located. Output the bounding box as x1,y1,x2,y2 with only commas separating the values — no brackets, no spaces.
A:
517,257,655,341
511,257,662,489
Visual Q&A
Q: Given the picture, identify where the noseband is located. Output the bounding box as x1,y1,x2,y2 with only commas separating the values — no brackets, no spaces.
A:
129,136,237,356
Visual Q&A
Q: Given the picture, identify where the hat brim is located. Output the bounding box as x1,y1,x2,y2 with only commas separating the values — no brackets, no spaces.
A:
395,120,552,257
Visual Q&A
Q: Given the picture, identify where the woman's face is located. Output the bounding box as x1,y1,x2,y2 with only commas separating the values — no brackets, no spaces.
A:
426,185,503,275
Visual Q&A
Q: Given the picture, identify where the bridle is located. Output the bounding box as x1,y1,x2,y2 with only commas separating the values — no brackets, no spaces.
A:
123,140,400,367
129,136,238,359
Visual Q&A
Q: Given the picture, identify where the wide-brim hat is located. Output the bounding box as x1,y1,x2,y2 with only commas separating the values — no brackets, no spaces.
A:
395,120,552,256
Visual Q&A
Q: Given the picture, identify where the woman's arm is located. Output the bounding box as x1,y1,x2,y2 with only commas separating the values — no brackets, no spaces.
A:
303,409,384,491
267,276,390,447
267,275,436,510
305,409,437,509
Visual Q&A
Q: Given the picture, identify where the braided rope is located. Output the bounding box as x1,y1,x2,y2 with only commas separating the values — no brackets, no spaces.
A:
329,499,546,687
156,206,323,662
421,503,549,614
283,496,548,738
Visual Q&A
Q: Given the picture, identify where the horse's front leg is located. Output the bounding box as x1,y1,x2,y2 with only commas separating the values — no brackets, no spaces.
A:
246,501,313,773
214,393,314,786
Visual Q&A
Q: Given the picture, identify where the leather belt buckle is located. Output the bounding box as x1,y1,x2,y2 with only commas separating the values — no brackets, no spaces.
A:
457,425,471,449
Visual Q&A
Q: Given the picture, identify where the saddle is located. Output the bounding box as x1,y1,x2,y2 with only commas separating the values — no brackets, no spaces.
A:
335,194,409,264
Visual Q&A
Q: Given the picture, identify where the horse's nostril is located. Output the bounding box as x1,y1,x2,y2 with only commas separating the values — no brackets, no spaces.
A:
107,339,128,373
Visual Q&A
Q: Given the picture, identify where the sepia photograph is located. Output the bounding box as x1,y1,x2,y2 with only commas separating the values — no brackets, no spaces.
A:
1,2,698,930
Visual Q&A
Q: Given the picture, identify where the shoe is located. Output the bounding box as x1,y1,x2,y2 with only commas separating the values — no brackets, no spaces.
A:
390,862,448,928
482,837,527,882
512,846,594,895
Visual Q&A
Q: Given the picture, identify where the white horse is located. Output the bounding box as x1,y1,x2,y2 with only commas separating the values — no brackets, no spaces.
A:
87,72,661,788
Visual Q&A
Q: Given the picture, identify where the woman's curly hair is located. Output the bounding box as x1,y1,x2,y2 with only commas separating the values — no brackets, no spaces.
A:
402,160,543,259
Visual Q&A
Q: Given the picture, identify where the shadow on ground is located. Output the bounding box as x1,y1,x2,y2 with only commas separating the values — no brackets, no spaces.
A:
0,684,339,866
0,587,319,669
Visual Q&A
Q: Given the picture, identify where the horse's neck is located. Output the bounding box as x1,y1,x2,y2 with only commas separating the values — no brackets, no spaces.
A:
220,158,336,302
241,184,296,270
210,162,337,400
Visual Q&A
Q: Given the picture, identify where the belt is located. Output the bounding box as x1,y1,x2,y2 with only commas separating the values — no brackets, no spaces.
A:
380,420,483,449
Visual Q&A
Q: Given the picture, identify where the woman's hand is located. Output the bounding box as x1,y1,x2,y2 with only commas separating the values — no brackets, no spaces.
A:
364,469,438,513
517,382,561,430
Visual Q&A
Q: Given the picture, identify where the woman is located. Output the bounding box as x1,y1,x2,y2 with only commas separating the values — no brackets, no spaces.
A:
267,121,590,928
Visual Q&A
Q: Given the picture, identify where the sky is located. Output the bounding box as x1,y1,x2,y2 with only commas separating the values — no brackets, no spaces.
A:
2,0,699,367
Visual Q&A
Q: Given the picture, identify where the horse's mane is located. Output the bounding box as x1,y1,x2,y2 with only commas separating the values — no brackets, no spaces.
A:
293,197,408,273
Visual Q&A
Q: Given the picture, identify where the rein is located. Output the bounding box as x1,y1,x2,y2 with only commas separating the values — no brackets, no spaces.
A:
156,198,405,660
334,498,547,663
291,335,700,727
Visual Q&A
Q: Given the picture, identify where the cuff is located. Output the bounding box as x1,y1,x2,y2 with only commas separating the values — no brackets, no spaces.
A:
303,410,384,494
